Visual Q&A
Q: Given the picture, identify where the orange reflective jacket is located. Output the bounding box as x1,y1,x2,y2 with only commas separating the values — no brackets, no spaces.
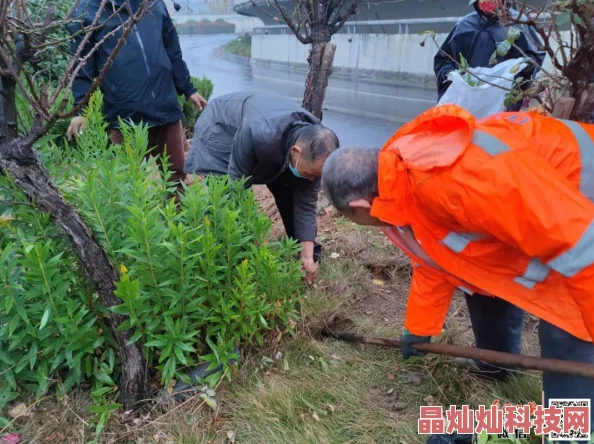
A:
370,104,594,343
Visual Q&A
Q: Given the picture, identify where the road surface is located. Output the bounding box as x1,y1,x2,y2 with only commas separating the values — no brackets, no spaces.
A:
180,34,436,147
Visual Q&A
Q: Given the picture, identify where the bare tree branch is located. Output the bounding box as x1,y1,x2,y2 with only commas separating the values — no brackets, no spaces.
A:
267,0,311,43
0,44,48,119
47,0,109,106
330,1,359,33
60,7,148,119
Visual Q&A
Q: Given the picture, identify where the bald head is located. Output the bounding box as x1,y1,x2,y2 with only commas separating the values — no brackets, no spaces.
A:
321,147,381,214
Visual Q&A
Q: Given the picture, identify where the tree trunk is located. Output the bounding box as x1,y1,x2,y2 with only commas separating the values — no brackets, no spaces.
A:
302,41,336,119
573,83,594,123
552,96,576,119
0,75,147,411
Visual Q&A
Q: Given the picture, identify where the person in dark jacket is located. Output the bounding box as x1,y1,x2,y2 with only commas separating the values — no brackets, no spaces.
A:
66,0,207,191
184,91,340,284
434,0,545,111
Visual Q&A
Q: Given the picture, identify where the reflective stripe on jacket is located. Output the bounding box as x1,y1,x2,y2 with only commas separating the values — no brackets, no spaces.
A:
371,104,594,342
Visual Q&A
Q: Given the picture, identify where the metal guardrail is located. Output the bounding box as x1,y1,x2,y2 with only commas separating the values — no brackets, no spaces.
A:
253,17,463,35
252,13,553,35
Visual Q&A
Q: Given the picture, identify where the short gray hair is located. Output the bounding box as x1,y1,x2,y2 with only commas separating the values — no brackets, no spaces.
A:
297,124,340,162
321,147,381,213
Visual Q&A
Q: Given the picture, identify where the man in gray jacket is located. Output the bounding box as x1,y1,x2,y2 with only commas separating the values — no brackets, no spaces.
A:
184,91,340,284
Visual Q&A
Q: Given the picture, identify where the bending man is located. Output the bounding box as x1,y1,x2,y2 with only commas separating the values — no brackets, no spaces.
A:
185,91,340,284
321,105,594,427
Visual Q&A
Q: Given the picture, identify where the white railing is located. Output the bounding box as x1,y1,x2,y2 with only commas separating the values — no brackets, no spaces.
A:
253,18,462,35
252,13,553,35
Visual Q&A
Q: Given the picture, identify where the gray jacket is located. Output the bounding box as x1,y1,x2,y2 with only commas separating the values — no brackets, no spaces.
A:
184,91,322,242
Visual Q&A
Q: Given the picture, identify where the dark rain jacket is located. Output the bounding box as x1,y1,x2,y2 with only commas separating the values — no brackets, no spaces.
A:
69,0,196,128
434,4,545,109
184,91,327,242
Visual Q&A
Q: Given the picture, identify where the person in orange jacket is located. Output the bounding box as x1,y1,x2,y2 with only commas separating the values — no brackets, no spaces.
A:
321,104,594,425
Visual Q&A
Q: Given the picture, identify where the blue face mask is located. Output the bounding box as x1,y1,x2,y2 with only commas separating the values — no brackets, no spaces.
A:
289,151,304,178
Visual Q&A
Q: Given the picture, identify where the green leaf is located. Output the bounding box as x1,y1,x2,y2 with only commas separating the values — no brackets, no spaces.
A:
110,305,131,315
200,393,218,411
259,314,269,329
145,339,168,348
556,12,571,26
95,372,115,386
300,397,328,415
477,430,490,444
0,350,15,365
40,306,52,330
16,305,28,322
96,410,109,437
126,330,143,346
92,387,114,398
496,40,512,57
574,15,585,27
174,346,188,365
8,314,20,337
176,342,194,353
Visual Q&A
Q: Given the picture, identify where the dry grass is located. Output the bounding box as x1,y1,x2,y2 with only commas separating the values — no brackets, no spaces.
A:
5,186,543,443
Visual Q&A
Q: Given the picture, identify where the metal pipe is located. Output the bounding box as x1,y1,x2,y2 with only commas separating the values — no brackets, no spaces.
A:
253,17,464,31
325,331,594,379
250,12,553,33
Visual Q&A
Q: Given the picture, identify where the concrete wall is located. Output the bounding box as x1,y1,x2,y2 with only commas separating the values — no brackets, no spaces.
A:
251,33,564,84
172,14,264,33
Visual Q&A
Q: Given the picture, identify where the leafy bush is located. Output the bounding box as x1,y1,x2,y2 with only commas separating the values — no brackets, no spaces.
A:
179,76,214,138
0,91,303,411
225,35,252,58
177,20,236,35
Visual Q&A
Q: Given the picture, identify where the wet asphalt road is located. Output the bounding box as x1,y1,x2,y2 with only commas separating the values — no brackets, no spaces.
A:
180,34,437,147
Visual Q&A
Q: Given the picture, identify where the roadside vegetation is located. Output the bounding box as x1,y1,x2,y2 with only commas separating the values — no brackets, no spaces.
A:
225,35,252,59
5,188,543,443
176,18,237,35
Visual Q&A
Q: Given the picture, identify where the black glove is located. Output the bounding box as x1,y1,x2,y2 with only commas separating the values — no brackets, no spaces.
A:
400,330,431,359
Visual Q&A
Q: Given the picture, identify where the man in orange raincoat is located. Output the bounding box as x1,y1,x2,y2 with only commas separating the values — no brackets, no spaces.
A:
321,104,594,429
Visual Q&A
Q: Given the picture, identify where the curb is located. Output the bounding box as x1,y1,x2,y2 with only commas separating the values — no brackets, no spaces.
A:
217,44,251,65
249,58,436,91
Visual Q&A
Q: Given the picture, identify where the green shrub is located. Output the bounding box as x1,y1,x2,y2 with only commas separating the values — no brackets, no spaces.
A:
176,19,236,35
225,35,252,58
179,76,214,138
0,91,303,411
